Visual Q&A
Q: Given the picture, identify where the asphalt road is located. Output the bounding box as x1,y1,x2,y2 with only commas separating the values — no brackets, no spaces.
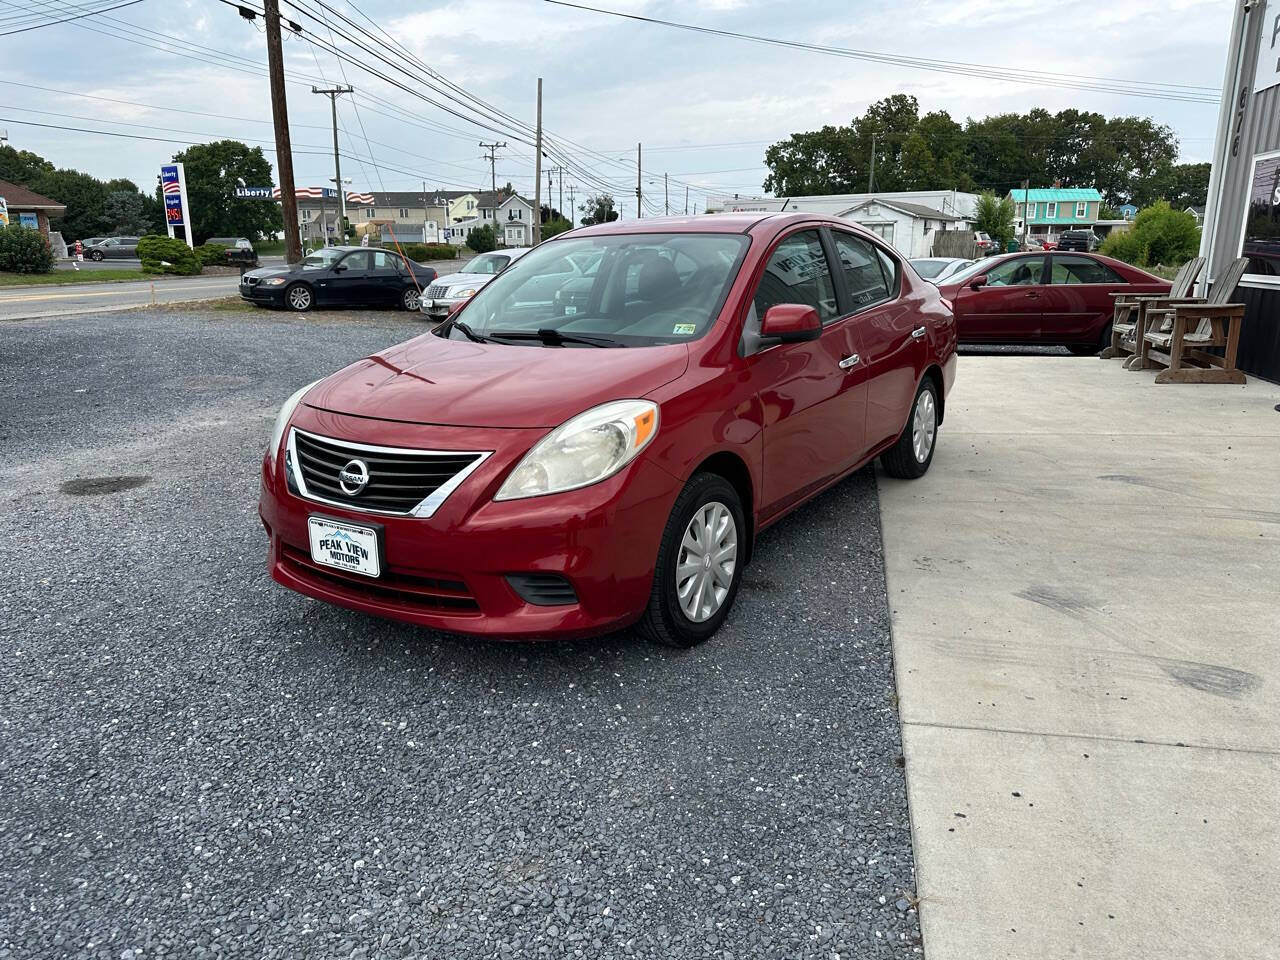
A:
0,275,243,320
54,256,288,272
0,308,920,959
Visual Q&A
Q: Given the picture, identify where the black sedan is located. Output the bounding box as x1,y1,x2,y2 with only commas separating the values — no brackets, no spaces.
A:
239,247,437,312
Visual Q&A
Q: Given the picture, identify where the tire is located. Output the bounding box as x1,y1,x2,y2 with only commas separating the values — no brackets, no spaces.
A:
400,286,422,312
90,250,103,261
637,473,745,648
881,377,939,479
1067,323,1110,356
285,283,314,312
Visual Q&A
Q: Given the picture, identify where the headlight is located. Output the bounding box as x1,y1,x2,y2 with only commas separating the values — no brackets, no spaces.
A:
452,288,477,299
261,277,287,286
495,400,659,501
268,380,320,455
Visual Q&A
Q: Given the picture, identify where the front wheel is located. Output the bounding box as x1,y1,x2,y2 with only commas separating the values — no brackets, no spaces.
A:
90,250,104,261
638,473,745,648
400,286,422,312
881,378,939,479
285,283,314,312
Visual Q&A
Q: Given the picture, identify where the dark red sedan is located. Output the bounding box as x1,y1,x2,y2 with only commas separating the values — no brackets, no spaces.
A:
259,213,956,646
936,251,1168,354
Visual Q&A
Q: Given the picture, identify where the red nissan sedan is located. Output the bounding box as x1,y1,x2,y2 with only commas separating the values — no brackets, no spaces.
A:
259,214,956,646
936,251,1168,354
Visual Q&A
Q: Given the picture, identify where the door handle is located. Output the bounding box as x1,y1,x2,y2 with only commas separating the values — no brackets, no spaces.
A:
839,354,860,369
911,326,927,339
1023,291,1040,298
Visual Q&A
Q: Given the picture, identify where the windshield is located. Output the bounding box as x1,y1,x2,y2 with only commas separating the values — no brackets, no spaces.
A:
910,259,947,279
301,249,343,269
461,253,512,275
440,232,750,347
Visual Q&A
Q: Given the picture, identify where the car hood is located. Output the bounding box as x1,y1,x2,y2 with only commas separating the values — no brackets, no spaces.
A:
430,272,495,290
242,266,294,281
304,335,691,429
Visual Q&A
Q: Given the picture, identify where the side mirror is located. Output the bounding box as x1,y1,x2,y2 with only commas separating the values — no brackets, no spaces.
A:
761,304,822,343
969,275,988,290
333,263,347,273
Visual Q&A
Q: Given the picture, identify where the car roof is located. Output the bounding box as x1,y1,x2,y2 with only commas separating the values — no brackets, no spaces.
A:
557,212,890,241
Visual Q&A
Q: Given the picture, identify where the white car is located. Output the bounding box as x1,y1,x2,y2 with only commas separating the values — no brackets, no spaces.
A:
909,257,975,283
421,248,532,321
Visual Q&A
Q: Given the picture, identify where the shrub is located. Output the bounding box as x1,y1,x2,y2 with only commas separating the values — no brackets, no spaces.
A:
137,234,201,275
542,216,572,239
0,223,55,273
1100,229,1148,267
196,242,228,267
397,243,429,262
466,223,496,253
422,242,459,260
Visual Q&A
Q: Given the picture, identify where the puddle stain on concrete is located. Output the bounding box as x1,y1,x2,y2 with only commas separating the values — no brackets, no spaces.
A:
1014,586,1263,700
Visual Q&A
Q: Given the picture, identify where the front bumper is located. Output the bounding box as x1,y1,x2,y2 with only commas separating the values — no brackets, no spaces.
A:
258,406,681,640
422,296,467,320
240,281,286,305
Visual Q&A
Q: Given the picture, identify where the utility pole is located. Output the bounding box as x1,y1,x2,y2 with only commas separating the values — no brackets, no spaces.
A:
868,133,877,194
636,142,643,218
264,0,301,263
1022,178,1030,245
313,85,353,242
546,165,564,220
566,185,576,227
479,140,507,199
664,173,669,216
684,185,689,216
532,77,543,245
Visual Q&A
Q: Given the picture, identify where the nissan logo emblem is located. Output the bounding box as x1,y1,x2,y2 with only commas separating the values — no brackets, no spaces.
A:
338,458,370,495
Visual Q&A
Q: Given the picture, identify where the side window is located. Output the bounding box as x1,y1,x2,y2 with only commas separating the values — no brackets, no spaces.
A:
372,251,397,270
831,232,891,311
753,230,838,324
1049,255,1123,284
340,251,372,271
984,256,1045,286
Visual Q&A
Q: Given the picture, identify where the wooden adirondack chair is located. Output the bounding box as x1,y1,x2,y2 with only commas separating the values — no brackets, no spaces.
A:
1135,257,1251,383
1100,256,1204,361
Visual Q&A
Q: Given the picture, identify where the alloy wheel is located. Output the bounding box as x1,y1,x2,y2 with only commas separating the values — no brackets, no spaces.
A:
912,390,937,463
403,288,422,311
288,286,312,311
675,500,738,623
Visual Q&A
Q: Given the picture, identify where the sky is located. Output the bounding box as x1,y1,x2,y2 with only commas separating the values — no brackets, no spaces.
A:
0,0,1234,217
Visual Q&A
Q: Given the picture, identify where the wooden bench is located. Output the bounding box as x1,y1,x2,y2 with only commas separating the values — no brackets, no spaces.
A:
1100,256,1204,362
1134,258,1251,384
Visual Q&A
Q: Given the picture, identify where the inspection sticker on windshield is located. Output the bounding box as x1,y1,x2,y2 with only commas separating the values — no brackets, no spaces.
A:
672,323,697,335
308,516,381,578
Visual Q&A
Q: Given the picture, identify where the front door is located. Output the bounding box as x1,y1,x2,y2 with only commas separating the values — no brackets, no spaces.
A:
829,229,920,449
323,250,372,305
952,254,1047,342
747,228,868,519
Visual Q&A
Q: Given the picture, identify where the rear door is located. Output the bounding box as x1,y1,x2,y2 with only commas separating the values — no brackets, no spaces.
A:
368,250,406,304
1041,254,1128,342
951,254,1047,342
828,229,919,449
747,228,868,518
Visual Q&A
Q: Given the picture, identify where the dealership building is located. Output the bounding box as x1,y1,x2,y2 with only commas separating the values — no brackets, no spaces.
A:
1200,0,1280,381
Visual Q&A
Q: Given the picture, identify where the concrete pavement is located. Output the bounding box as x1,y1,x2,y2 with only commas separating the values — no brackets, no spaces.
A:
0,275,242,320
878,357,1280,958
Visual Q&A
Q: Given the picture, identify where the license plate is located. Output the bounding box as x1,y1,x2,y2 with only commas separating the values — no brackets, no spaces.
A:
308,516,381,578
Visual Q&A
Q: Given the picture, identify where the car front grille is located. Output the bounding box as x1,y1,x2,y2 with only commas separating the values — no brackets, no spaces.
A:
425,285,449,299
289,429,487,517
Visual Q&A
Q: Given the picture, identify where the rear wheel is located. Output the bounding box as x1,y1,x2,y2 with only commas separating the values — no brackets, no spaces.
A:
638,473,745,648
881,378,939,479
285,283,314,312
1067,323,1111,356
401,286,422,312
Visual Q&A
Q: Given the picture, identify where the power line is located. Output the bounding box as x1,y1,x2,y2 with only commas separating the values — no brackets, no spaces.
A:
542,0,1223,105
0,0,143,36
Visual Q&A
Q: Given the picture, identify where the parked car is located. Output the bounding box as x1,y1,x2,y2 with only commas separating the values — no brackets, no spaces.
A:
260,213,957,646
1056,229,1100,252
909,257,975,283
85,236,140,260
421,248,532,321
239,247,436,312
207,236,259,268
974,231,999,256
71,236,107,252
936,251,1169,355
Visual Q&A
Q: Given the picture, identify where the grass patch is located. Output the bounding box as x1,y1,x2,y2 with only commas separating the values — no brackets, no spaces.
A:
255,240,286,256
0,269,147,287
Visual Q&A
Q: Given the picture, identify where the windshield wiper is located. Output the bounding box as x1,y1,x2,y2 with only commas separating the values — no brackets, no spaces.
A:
488,328,625,348
449,319,492,343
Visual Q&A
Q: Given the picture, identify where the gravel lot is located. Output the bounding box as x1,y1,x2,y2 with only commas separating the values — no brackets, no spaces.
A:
0,308,920,959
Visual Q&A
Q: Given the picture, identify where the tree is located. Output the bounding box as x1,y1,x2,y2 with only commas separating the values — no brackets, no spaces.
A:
1136,161,1211,210
28,168,112,241
0,145,53,185
466,223,496,253
540,204,566,223
541,216,572,239
579,193,619,226
1100,201,1199,267
973,191,1015,249
103,190,152,235
170,140,282,243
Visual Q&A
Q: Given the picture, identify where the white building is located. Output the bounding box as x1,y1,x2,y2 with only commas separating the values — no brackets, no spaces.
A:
836,198,968,258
